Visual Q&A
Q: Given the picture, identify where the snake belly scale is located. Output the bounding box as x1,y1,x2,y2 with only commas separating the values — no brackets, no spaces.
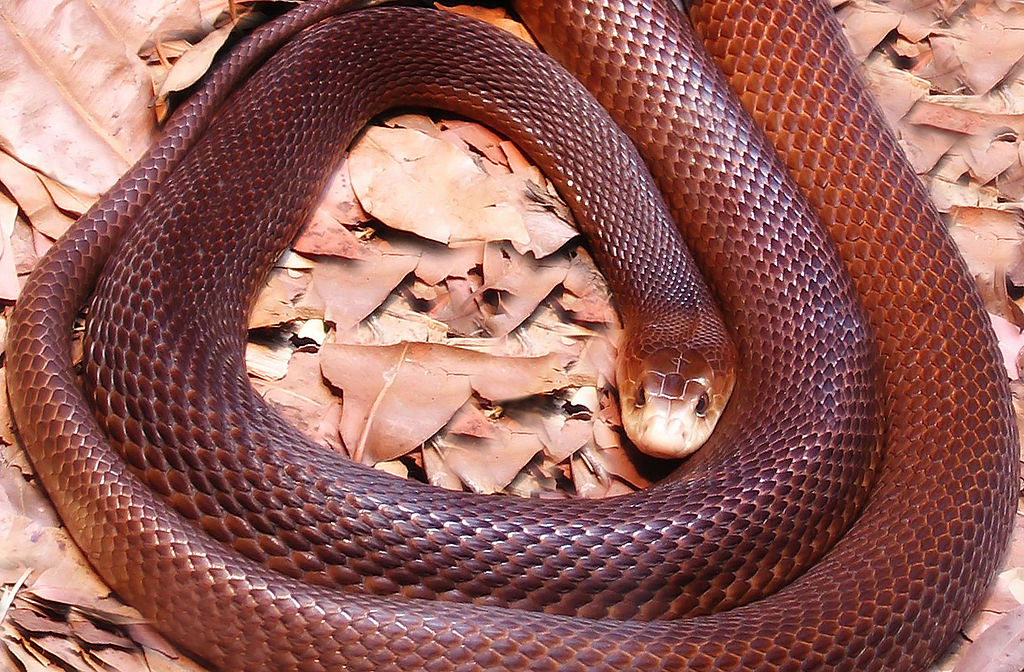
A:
5,1,1018,672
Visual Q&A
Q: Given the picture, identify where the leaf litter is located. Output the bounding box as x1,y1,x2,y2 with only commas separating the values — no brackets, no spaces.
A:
0,0,1022,669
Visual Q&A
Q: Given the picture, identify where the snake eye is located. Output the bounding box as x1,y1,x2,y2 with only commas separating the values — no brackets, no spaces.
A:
695,392,710,418
635,388,646,408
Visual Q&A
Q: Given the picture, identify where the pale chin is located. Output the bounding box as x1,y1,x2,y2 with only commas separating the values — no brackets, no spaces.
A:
630,413,714,459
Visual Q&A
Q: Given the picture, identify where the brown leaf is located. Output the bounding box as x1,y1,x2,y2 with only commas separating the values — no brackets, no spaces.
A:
836,1,902,61
862,56,932,127
446,403,495,439
948,207,1024,320
0,0,169,195
254,351,338,445
155,15,240,100
478,241,570,336
320,342,570,464
249,268,314,329
437,4,537,45
991,313,1024,380
291,166,368,258
309,240,422,334
422,443,464,491
930,4,1024,96
349,124,574,256
0,153,79,241
433,419,545,494
559,250,620,325
413,243,483,286
952,603,1024,672
0,196,20,300
321,342,473,463
440,119,511,170
349,124,530,246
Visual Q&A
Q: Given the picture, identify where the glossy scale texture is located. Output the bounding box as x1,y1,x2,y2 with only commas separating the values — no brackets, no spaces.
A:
4,1,1018,671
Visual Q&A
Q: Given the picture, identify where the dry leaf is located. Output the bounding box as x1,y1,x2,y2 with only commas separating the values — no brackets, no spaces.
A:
474,242,570,337
947,207,1024,319
291,167,368,258
991,314,1024,380
861,56,932,127
3,1,1024,671
0,153,80,242
0,197,20,300
434,419,545,494
836,1,902,61
320,342,570,464
321,342,472,463
438,4,537,45
156,18,237,99
249,268,314,329
0,0,164,195
929,4,1024,96
254,351,338,444
350,125,533,248
310,240,422,334
952,603,1024,672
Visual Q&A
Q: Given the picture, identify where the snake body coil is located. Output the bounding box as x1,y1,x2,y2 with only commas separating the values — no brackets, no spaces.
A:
5,1,1018,671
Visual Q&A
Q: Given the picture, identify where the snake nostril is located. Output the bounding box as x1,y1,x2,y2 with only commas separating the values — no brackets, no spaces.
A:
695,392,709,418
635,388,647,408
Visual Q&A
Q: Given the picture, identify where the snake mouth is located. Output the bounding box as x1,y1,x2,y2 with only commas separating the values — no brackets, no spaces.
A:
625,384,726,459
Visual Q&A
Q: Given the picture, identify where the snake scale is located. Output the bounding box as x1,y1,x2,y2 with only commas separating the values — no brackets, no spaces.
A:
5,0,1019,671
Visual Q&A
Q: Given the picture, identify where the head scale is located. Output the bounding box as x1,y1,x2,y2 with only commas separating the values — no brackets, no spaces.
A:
617,346,735,459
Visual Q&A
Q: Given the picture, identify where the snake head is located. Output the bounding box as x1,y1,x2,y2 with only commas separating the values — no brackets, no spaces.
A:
617,346,735,459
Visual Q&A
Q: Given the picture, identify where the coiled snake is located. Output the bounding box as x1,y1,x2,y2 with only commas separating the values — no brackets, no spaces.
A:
6,0,1019,671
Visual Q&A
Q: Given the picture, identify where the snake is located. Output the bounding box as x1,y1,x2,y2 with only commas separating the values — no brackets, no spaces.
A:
5,0,1019,670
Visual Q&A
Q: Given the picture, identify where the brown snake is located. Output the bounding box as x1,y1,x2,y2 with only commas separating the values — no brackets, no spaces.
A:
5,0,1020,670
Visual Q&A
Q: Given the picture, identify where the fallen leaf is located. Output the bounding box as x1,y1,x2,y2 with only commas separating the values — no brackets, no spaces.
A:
0,197,20,300
249,268,314,329
255,350,338,445
929,4,1024,96
991,313,1024,380
948,207,1024,320
476,241,570,337
0,0,167,195
0,153,79,241
434,419,545,494
156,17,238,99
438,4,537,45
836,1,902,61
952,602,1024,672
350,125,534,248
291,167,368,259
320,342,570,464
310,240,422,333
